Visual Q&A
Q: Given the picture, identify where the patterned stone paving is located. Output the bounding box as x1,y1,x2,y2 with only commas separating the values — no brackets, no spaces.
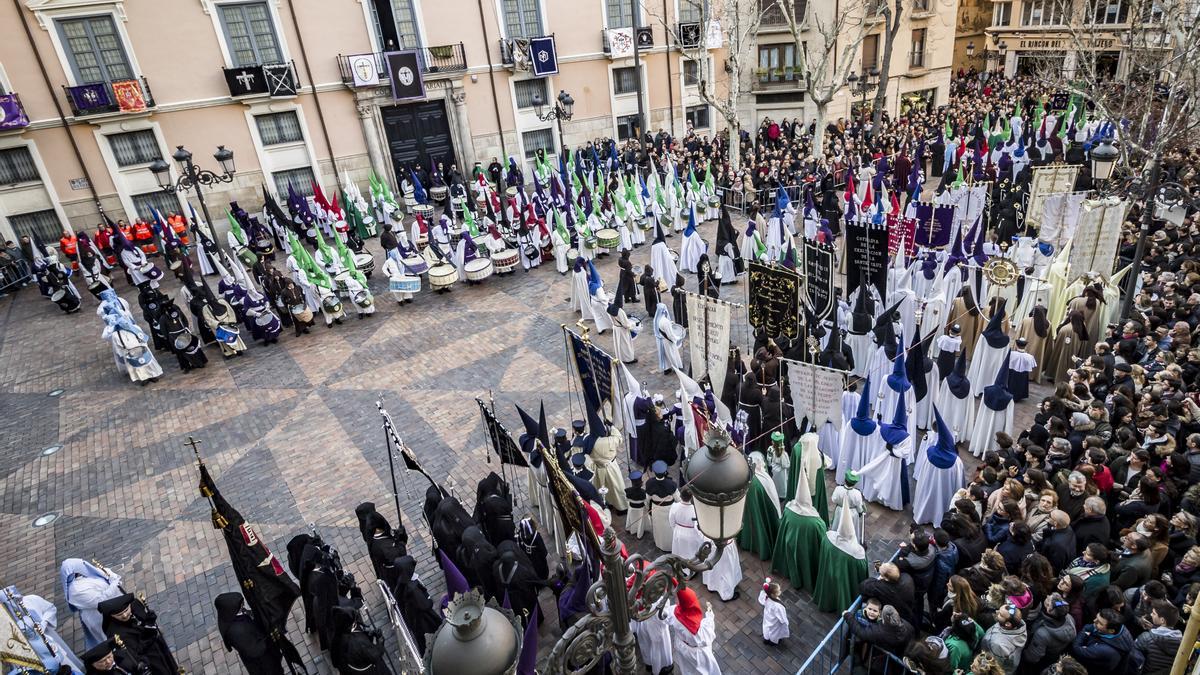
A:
0,217,1043,674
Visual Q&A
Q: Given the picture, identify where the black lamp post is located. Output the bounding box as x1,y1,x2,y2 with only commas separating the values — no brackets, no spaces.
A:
425,589,522,675
543,426,752,675
532,89,575,149
966,41,975,59
847,66,879,121
149,144,235,254
1090,137,1120,183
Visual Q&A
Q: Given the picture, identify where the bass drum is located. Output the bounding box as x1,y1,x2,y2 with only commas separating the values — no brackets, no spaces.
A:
464,257,493,283
428,264,457,291
50,288,81,313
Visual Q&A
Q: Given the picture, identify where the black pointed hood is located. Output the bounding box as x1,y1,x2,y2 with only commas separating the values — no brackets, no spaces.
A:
907,329,933,402
821,324,851,371
850,285,875,334
982,351,1013,411
945,349,970,398
982,301,1010,348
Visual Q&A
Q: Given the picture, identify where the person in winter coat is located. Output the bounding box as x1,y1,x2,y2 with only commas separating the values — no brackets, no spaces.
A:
1021,593,1077,673
1134,600,1182,675
1111,533,1155,590
845,600,914,673
1037,510,1077,572
981,603,1028,675
858,563,915,622
1071,497,1111,556
1071,609,1138,673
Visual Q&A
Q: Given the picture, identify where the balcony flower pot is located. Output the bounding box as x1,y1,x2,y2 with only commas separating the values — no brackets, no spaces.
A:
429,45,454,59
755,67,768,78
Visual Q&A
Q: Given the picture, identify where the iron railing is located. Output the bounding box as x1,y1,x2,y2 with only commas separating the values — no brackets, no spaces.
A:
0,259,32,295
63,77,155,117
337,43,467,86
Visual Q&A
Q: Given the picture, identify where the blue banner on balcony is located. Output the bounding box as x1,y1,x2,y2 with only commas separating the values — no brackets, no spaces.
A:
0,94,30,130
385,50,425,101
68,83,111,114
529,36,558,77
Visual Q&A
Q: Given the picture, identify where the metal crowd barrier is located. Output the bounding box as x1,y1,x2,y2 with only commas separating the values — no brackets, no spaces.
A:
796,549,905,675
0,259,32,295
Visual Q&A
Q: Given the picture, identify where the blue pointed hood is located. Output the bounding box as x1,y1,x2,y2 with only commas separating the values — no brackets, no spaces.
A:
685,207,697,235
411,169,428,204
849,377,877,436
586,260,602,295
879,395,909,447
946,349,970,398
887,333,911,393
927,406,959,469
982,351,1013,411
982,306,1010,348
515,404,539,454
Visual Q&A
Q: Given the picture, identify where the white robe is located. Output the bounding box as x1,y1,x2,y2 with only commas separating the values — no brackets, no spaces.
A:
590,288,613,333
105,327,163,382
968,400,1014,458
669,501,704,561
679,227,706,274
935,382,975,441
551,229,570,273
759,592,790,642
571,269,592,317
651,239,679,284
610,307,638,363
668,610,721,675
381,256,417,302
716,242,738,282
859,435,912,511
968,342,1010,397
912,437,965,527
829,485,865,540
119,247,158,288
702,536,743,600
632,610,673,673
823,392,859,474
655,306,686,372
913,365,941,432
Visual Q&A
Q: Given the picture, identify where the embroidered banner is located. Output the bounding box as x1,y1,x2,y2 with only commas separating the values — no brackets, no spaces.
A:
803,239,836,320
529,36,559,77
386,50,425,101
264,63,298,97
887,213,917,258
684,291,732,388
0,94,30,130
747,260,801,339
68,83,111,113
844,217,890,301
1069,197,1129,280
475,398,528,466
111,79,146,113
566,327,615,415
784,359,847,429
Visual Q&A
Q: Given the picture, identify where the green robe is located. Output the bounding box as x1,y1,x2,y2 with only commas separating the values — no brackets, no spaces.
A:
786,442,830,525
737,476,780,560
769,507,827,592
811,544,870,613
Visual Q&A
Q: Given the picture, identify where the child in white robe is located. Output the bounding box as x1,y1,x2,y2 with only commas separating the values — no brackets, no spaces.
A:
669,587,721,675
759,579,790,645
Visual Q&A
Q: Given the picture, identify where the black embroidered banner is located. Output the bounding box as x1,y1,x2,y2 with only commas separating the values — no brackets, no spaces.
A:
567,328,614,414
844,218,890,301
475,398,527,466
748,260,801,339
803,240,836,321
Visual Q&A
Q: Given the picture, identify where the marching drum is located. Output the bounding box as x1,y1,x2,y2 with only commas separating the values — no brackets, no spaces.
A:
451,196,467,218
567,247,579,260
321,294,344,314
413,204,435,221
428,264,457,291
582,235,598,250
50,288,81,313
505,186,518,199
595,228,620,250
354,252,375,278
291,303,314,323
389,276,421,294
492,248,519,274
404,195,419,209
334,272,352,297
415,232,429,250
464,257,494,283
430,186,449,203
401,253,429,275
637,215,652,231
215,325,241,345
708,196,721,209
475,194,488,210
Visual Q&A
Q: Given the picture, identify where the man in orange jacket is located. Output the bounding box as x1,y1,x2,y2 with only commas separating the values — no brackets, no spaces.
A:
132,218,157,255
59,230,78,269
167,213,189,245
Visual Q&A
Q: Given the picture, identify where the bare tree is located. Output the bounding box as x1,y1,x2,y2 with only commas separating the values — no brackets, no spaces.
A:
1025,0,1200,173
870,0,904,128
773,0,873,152
653,0,766,170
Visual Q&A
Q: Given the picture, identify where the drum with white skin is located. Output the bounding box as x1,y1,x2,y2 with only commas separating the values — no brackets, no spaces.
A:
464,257,493,283
428,264,457,291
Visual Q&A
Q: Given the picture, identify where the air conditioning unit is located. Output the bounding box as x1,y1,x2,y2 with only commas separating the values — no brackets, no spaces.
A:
677,22,702,48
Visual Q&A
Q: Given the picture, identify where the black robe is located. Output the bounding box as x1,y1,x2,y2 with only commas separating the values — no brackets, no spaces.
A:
391,556,442,655
215,594,286,675
640,272,660,316
639,417,678,468
330,608,394,675
161,304,208,371
492,541,544,625
101,599,180,675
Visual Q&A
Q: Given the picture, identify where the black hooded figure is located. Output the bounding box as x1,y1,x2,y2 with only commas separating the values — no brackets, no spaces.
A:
184,280,218,344
618,250,639,303
366,511,409,588
138,286,173,352
98,593,180,675
819,324,854,372
390,555,441,655
160,293,208,371
474,472,516,547
329,606,394,675
737,370,765,453
214,592,286,675
696,254,720,299
639,264,660,316
458,525,500,599
671,273,689,327
492,540,545,625
714,205,744,281
906,329,935,427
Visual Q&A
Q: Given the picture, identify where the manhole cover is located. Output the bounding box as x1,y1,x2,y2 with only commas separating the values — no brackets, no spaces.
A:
32,513,59,528
41,444,63,457
48,389,65,398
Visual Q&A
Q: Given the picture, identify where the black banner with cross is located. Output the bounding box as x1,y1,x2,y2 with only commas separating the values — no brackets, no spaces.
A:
747,260,801,339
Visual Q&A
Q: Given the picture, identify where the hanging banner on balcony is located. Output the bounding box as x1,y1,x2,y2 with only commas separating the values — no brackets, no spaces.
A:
608,28,635,58
264,64,298,97
529,35,559,77
111,80,146,113
347,54,380,87
386,50,426,101
224,65,268,97
705,20,723,49
68,83,111,114
0,94,30,130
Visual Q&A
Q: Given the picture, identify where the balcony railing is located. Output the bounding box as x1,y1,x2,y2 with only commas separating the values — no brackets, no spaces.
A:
755,68,808,90
221,61,300,98
64,77,154,117
337,43,467,86
760,0,808,26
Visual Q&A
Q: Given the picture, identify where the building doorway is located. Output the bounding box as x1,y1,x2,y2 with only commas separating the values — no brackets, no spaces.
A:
380,99,456,178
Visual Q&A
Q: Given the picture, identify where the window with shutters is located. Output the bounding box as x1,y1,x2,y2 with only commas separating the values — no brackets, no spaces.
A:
131,191,182,221
0,147,40,185
255,111,305,146
514,79,548,109
55,16,133,83
272,166,316,198
862,34,880,71
218,2,283,67
108,130,161,167
679,0,708,22
502,0,543,38
759,0,807,25
613,66,639,95
7,210,62,241
606,0,633,27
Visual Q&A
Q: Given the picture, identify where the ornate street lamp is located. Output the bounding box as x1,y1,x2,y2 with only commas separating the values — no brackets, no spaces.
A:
1090,137,1120,182
966,41,976,58
149,144,235,254
546,426,751,675
532,89,575,147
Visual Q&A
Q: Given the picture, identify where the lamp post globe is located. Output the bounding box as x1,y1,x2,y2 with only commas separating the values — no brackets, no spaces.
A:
213,145,236,176
1091,138,1120,182
557,90,575,118
426,590,521,675
681,426,752,547
149,158,172,190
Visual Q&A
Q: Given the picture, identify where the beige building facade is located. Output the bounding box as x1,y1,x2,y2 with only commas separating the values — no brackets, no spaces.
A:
0,0,728,244
980,0,1144,78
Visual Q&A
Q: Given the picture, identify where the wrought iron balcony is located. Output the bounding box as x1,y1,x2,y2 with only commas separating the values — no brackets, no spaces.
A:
64,77,155,117
337,43,467,86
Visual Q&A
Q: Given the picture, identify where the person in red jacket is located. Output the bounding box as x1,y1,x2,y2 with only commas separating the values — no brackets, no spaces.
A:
167,213,189,245
94,225,116,265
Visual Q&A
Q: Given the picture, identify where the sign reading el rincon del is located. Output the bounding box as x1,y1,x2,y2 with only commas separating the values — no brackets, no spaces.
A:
1010,34,1118,51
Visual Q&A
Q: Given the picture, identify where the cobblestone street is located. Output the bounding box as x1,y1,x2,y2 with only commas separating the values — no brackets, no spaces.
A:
0,218,1041,673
